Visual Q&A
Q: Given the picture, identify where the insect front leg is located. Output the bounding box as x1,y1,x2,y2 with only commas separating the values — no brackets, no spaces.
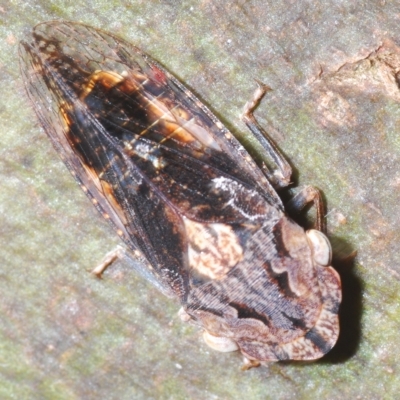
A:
241,82,292,189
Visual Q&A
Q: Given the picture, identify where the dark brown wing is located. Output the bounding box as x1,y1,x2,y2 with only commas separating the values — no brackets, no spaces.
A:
19,21,281,300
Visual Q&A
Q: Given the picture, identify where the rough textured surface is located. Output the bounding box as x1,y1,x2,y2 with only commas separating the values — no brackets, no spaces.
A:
1,1,400,399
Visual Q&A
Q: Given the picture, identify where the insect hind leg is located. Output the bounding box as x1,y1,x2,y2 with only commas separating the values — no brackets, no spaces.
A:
241,82,292,189
91,245,126,278
92,246,176,298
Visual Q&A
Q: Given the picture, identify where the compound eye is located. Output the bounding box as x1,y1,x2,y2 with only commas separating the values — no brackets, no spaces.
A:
203,331,239,353
306,229,332,267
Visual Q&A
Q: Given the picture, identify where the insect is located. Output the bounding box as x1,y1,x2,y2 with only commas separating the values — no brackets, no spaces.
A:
20,21,341,365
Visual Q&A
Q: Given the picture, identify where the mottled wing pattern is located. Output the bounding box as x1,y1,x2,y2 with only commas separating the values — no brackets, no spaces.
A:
19,21,280,299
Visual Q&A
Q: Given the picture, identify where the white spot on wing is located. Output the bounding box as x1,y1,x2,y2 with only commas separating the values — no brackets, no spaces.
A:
212,176,267,221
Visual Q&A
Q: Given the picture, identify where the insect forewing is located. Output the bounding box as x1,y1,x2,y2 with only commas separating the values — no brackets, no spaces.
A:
19,21,281,299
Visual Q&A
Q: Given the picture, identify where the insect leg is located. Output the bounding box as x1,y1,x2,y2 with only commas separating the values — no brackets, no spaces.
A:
287,186,332,267
91,245,126,278
241,357,262,371
92,246,176,298
241,82,292,189
285,186,325,232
